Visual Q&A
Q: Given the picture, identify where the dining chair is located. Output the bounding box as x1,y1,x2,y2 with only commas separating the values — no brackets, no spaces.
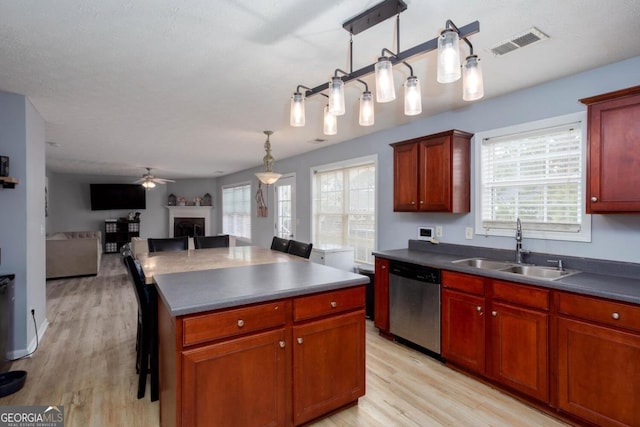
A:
123,255,159,402
194,235,230,249
271,236,291,253
147,236,188,253
287,240,313,259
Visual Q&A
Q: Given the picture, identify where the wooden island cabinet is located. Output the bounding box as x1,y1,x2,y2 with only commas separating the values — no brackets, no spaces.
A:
159,284,366,427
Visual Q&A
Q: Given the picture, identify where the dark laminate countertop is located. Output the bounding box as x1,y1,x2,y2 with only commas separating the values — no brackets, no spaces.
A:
373,242,640,305
154,261,369,316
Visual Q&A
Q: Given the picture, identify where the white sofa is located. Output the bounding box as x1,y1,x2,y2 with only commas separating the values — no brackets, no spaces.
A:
46,231,102,279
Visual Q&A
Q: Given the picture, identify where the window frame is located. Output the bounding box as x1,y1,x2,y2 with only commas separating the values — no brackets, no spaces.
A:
221,181,252,242
310,154,378,265
474,112,591,242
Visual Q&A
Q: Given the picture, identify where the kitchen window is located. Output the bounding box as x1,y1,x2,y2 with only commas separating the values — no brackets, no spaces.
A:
475,112,591,242
222,182,251,240
311,155,377,265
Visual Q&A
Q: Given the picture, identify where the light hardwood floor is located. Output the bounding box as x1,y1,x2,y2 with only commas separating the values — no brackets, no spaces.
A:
1,254,569,426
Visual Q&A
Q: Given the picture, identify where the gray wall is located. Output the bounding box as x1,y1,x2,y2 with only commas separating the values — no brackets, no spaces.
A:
46,174,221,238
0,90,46,357
48,56,640,265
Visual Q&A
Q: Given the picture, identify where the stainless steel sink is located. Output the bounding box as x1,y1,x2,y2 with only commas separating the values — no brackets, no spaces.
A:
499,265,578,280
451,257,579,280
452,258,514,270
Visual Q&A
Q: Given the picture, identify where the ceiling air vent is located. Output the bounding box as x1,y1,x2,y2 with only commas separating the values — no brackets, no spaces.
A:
490,27,549,56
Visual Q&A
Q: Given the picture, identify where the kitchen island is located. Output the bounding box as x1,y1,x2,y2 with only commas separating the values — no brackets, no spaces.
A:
154,261,369,427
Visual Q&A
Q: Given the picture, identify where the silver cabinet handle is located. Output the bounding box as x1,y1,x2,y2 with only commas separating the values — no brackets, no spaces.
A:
591,196,598,202
476,306,482,312
297,337,303,344
491,311,497,317
612,312,620,320
419,200,424,204
279,341,285,348
411,201,416,205
330,301,337,308
237,319,244,327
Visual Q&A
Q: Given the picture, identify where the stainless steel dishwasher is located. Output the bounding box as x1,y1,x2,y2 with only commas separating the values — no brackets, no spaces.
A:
389,261,441,355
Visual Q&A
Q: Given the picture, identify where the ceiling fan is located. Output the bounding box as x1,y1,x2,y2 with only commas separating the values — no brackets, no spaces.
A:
134,167,175,189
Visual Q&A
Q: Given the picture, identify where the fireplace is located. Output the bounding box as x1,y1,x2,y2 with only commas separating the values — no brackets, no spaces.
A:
167,206,213,238
174,217,205,238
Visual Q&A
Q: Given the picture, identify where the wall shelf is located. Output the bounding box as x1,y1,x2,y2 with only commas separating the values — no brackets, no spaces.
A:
0,177,18,189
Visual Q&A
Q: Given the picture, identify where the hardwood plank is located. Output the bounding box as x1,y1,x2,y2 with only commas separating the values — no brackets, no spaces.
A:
1,254,568,427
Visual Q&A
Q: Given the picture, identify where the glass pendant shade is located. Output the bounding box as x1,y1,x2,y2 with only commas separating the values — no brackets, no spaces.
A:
290,92,305,127
255,171,282,185
323,105,337,135
463,55,484,101
375,57,396,102
359,91,374,126
142,180,155,189
437,28,461,83
328,77,346,116
404,76,422,116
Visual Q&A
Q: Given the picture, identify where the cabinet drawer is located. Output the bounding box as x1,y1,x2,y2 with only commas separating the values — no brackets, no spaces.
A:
293,286,365,322
491,280,549,311
182,300,287,346
442,270,485,296
557,292,640,333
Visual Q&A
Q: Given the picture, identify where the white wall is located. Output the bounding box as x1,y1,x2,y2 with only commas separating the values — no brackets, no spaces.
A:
0,90,46,357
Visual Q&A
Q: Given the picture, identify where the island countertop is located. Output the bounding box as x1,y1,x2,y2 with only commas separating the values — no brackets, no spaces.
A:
154,260,370,316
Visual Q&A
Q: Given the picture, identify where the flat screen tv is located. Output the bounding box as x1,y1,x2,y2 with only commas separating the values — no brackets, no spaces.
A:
90,184,146,211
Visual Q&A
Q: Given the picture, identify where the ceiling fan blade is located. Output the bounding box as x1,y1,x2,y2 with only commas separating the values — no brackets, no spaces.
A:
133,178,146,184
153,178,176,183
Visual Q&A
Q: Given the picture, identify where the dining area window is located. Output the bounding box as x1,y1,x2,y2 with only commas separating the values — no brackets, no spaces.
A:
222,183,251,240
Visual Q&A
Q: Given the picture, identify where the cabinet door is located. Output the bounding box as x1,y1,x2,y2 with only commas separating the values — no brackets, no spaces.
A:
419,137,451,211
586,91,640,212
181,329,286,427
557,317,640,427
292,311,365,426
393,143,419,211
373,258,390,333
441,289,485,374
489,302,549,402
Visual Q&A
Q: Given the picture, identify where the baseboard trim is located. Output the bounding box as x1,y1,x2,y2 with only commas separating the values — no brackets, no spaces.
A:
6,317,49,360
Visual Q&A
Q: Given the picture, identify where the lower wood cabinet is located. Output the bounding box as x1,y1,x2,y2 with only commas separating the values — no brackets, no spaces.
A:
441,288,485,374
159,286,366,427
373,257,390,334
293,311,365,425
441,272,550,404
556,292,640,427
181,329,287,427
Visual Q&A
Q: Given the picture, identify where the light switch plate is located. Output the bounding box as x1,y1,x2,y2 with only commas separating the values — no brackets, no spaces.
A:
465,227,473,239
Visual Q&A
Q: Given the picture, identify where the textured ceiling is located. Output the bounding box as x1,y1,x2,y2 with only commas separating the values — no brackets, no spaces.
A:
1,0,639,181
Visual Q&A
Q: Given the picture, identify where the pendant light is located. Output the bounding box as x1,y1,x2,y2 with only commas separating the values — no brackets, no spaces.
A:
356,79,374,126
437,28,461,83
323,105,337,135
328,76,346,115
463,54,484,101
255,130,282,185
290,91,305,127
402,62,421,116
375,56,396,102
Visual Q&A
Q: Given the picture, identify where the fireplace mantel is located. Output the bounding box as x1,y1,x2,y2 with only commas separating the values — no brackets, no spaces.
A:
167,206,213,237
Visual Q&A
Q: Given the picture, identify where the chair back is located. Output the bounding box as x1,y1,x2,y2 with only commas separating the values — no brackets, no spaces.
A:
194,235,230,249
287,240,313,259
148,237,188,253
123,255,156,318
271,236,290,253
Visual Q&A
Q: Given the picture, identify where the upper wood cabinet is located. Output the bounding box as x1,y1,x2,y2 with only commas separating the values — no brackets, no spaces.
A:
580,85,640,213
391,129,472,213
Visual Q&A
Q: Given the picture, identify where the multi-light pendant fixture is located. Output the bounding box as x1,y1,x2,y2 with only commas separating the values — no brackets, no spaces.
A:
289,0,483,135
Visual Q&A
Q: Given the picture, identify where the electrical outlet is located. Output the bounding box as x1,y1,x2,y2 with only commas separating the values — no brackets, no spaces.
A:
30,307,35,316
465,227,473,240
435,226,443,238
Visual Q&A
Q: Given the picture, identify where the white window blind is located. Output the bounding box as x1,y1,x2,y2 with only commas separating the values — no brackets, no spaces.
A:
480,122,583,233
312,159,376,264
222,183,251,240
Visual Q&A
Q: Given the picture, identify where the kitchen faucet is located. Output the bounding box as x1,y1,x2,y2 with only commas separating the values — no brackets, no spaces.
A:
515,217,526,264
